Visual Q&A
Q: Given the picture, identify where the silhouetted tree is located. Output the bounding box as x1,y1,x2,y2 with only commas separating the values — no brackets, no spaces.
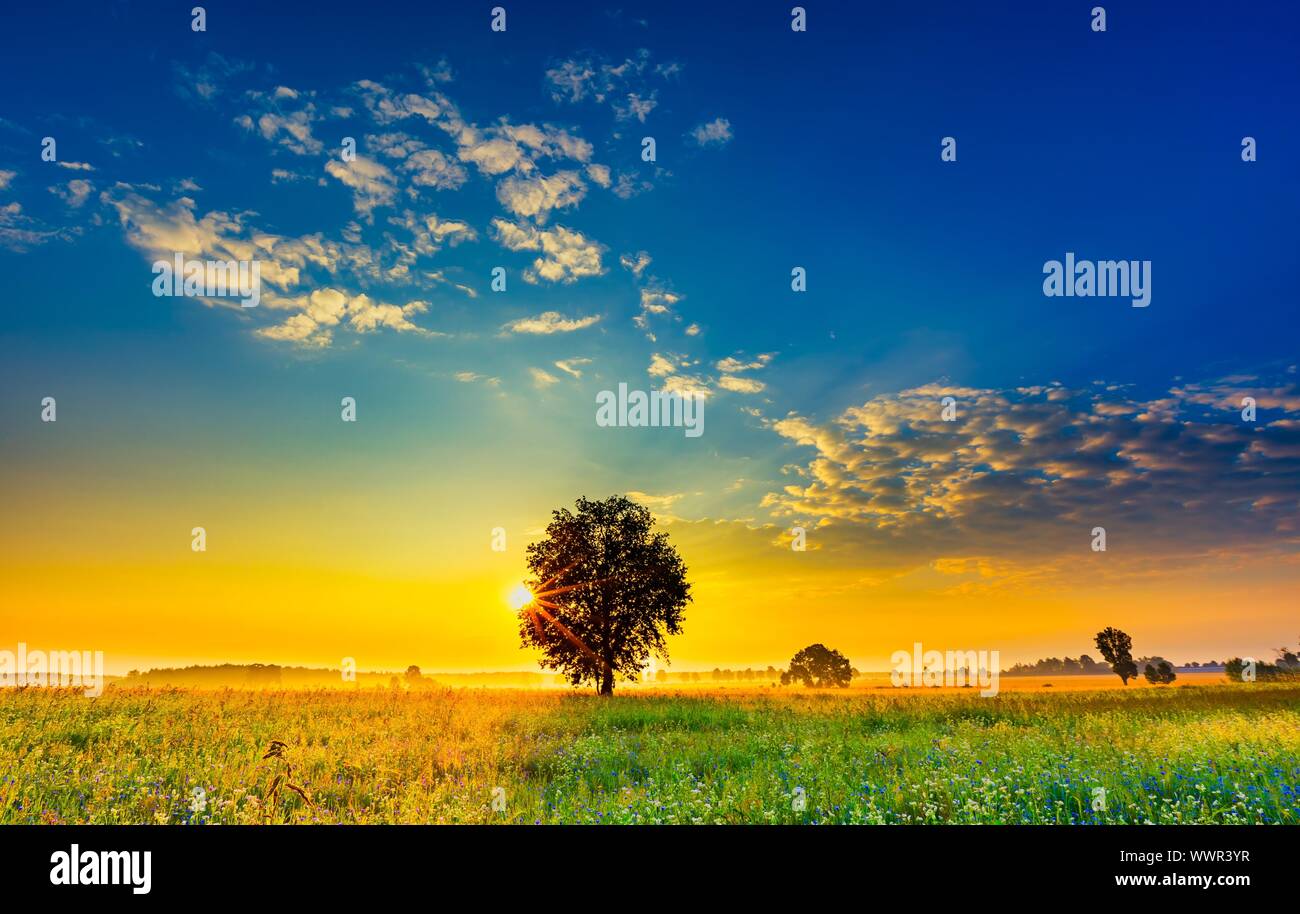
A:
517,495,690,696
782,643,853,688
1143,660,1176,684
1225,657,1295,682
1094,627,1139,685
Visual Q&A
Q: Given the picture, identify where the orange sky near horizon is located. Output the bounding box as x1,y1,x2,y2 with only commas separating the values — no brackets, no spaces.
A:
3,486,1294,676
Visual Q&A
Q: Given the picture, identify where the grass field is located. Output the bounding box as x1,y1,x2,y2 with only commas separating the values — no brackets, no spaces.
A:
2,682,1297,825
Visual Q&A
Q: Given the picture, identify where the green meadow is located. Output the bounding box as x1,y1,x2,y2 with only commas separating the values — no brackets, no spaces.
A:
2,683,1297,825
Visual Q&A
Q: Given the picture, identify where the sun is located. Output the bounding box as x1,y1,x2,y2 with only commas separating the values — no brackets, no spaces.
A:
507,583,534,610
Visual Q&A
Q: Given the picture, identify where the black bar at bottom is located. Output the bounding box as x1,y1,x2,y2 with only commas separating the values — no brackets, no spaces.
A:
0,824,1277,899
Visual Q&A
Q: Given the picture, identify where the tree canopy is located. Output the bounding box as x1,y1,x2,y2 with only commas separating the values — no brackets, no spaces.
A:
1094,627,1139,685
517,495,690,695
781,643,853,688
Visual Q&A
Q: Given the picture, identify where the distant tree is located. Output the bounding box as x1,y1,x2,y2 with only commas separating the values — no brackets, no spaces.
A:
405,664,421,681
517,495,690,696
389,676,401,690
766,665,778,680
783,644,853,688
1225,657,1296,682
712,667,722,681
1143,661,1176,685
1094,627,1139,685
655,669,669,682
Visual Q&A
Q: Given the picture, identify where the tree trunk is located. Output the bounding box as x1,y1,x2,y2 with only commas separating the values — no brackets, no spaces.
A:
598,665,614,696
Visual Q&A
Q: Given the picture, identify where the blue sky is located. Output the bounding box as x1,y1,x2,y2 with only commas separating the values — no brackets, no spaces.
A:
4,1,1297,389
1,0,1298,670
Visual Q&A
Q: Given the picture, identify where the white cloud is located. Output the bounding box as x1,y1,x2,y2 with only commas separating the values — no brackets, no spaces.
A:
348,295,430,333
502,310,601,334
648,353,676,377
270,168,311,184
495,171,586,222
530,367,560,388
459,136,527,176
0,201,74,252
545,60,599,103
718,375,766,393
690,117,733,147
387,210,477,260
612,171,652,199
354,81,444,126
640,288,681,314
660,374,712,399
545,50,678,110
257,288,436,345
716,352,775,373
490,218,605,284
101,186,381,303
253,108,323,155
325,155,397,221
50,179,94,208
620,250,651,277
173,52,254,103
256,313,330,346
402,148,468,190
555,358,592,378
614,92,657,123
424,269,478,298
